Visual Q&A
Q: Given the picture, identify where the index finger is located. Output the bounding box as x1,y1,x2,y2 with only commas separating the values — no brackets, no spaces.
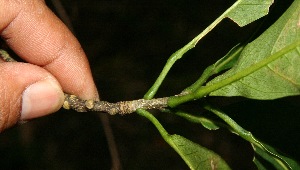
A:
0,0,98,100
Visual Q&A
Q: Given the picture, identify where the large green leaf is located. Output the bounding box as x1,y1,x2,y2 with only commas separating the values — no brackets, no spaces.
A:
169,134,231,170
226,0,274,26
207,0,300,100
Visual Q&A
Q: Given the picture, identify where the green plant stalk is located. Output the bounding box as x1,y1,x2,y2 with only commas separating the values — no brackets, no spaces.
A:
174,111,215,124
136,109,169,138
182,44,244,94
203,104,292,170
136,109,186,163
168,40,300,107
143,1,242,100
174,111,221,130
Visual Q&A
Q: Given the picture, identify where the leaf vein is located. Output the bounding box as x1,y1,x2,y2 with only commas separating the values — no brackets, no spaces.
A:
267,63,300,89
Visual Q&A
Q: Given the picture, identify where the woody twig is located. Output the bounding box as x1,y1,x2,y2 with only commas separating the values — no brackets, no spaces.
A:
0,49,169,115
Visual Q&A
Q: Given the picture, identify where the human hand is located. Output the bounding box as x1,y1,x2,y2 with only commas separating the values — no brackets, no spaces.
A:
0,0,99,132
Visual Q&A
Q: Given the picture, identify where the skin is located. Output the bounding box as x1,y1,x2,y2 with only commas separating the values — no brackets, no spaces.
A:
0,0,99,132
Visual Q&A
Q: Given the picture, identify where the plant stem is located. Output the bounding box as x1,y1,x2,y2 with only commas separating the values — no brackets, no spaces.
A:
63,94,169,115
143,3,237,100
182,44,244,95
136,109,186,164
0,49,16,62
136,109,169,140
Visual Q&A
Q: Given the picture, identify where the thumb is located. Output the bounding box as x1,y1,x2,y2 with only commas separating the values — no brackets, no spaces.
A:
0,62,64,132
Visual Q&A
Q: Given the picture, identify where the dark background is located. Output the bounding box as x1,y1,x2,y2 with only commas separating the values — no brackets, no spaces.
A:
0,0,299,169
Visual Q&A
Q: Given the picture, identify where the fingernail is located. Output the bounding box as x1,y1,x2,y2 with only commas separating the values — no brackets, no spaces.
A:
21,78,64,120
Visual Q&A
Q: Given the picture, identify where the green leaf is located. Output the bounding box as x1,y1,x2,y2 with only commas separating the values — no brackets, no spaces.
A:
137,109,230,170
169,134,231,170
253,143,300,170
253,157,268,170
174,111,220,130
204,104,300,170
208,0,300,100
226,0,274,27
